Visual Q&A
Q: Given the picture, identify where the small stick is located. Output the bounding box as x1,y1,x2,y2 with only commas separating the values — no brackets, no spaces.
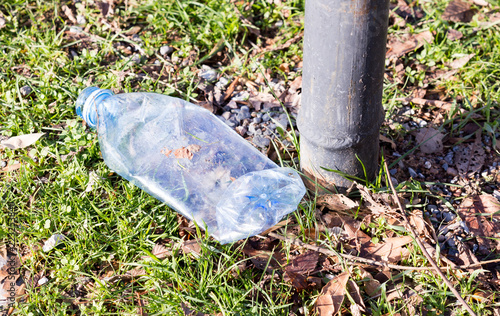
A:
384,161,477,316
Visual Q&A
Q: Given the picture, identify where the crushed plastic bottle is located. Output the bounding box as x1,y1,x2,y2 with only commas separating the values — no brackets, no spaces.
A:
76,87,306,244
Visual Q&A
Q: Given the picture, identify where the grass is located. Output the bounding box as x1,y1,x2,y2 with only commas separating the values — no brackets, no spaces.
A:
1,0,499,315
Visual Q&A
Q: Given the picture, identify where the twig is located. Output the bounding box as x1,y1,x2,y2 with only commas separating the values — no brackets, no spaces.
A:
384,161,477,316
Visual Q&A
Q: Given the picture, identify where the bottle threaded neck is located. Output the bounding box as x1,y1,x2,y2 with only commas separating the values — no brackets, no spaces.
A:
76,87,114,129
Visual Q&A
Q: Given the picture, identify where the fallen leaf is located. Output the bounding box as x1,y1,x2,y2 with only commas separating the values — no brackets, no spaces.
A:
124,26,141,35
284,251,319,291
242,243,285,272
457,194,500,254
447,53,475,69
386,31,434,58
317,194,359,211
0,162,22,173
0,133,44,150
316,271,350,316
358,267,381,297
380,134,397,150
347,280,366,311
362,236,413,263
455,130,485,175
414,127,444,154
151,243,171,259
395,97,455,111
472,0,489,5
181,239,202,257
447,28,463,40
442,0,477,22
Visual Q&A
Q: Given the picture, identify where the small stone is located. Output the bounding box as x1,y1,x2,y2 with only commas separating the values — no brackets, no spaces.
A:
20,85,32,97
493,190,500,201
38,277,49,286
419,120,428,127
222,111,231,120
253,117,262,124
216,77,229,89
0,161,6,168
132,34,142,42
248,123,260,135
389,168,397,175
224,119,237,127
268,123,277,130
442,212,456,222
408,167,417,178
390,177,399,186
262,113,272,122
446,167,458,176
232,91,249,102
424,161,432,169
442,163,448,171
76,15,86,25
131,54,142,64
242,119,250,126
236,105,251,121
427,204,439,213
447,238,456,248
199,66,218,82
481,170,489,177
160,45,174,55
444,152,454,165
235,126,247,136
438,235,445,242
252,135,270,148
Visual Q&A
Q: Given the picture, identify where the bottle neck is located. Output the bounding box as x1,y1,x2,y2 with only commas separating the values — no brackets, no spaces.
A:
76,87,114,129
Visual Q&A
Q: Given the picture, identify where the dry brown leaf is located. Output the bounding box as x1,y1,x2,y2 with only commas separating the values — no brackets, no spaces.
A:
316,271,350,316
457,195,500,254
396,97,455,111
247,91,280,111
317,194,359,211
363,236,413,263
284,251,319,291
447,28,463,40
347,280,366,311
181,239,202,256
242,243,285,272
442,0,477,22
447,53,475,69
358,267,381,297
0,162,21,173
151,243,171,259
414,127,445,154
223,77,240,101
380,134,397,150
0,133,44,150
386,31,434,58
455,130,485,175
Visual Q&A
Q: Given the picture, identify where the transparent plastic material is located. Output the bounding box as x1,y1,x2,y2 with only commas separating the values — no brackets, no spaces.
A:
76,87,306,243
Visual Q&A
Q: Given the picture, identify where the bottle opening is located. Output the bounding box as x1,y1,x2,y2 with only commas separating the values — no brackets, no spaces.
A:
75,87,114,129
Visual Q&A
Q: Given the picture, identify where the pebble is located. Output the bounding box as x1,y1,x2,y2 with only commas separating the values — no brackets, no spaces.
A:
252,135,270,148
232,91,249,102
69,25,83,34
248,123,260,135
38,277,49,286
199,66,218,82
222,111,231,120
442,163,448,171
0,161,6,168
235,126,247,136
424,161,432,169
390,177,399,186
236,106,251,121
427,204,439,213
442,212,456,222
390,168,397,175
446,167,458,176
408,167,417,178
224,118,237,128
438,235,445,242
444,152,454,165
76,15,86,25
253,117,262,124
262,113,272,122
481,170,489,177
20,85,32,97
160,45,174,55
216,77,229,89
131,54,142,64
493,190,500,201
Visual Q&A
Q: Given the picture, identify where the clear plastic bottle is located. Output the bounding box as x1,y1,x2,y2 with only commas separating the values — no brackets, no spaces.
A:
76,87,306,243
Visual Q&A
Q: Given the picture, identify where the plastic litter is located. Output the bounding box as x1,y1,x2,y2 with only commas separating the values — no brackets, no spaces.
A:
76,87,306,244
